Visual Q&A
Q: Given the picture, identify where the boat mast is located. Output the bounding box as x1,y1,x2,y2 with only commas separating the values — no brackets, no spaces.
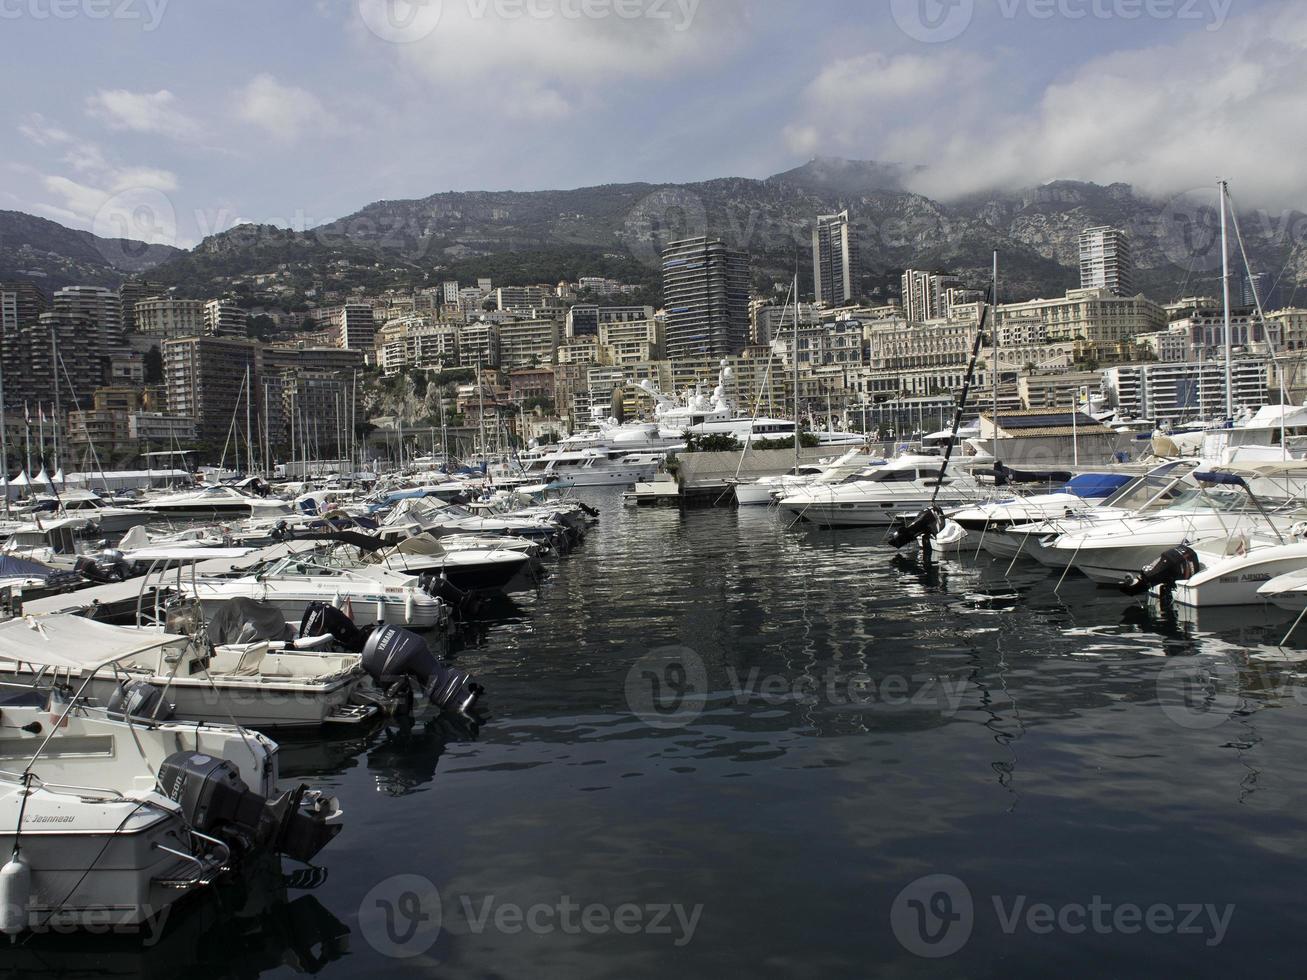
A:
0,362,8,518
245,364,254,476
1219,178,1233,419
793,272,800,475
992,250,1000,461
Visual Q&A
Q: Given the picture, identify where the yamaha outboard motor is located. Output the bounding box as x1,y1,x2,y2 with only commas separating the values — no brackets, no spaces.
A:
107,681,174,721
886,507,947,551
300,601,368,653
1120,545,1200,597
361,625,483,714
157,752,340,863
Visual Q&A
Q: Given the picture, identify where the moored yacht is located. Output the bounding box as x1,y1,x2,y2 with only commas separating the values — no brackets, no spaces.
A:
777,454,987,527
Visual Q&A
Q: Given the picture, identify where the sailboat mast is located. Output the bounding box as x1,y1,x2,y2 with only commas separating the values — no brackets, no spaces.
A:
992,250,999,460
793,273,800,475
245,364,254,476
1219,179,1234,419
0,367,8,518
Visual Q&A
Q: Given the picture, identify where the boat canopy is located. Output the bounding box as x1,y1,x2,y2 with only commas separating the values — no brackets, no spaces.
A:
0,615,182,672
1063,473,1135,499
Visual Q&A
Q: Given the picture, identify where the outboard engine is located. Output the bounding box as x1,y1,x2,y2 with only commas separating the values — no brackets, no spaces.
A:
361,625,483,714
73,550,131,584
419,573,483,619
1120,545,1200,597
270,520,294,543
300,601,367,652
886,507,947,551
157,752,340,863
106,680,174,721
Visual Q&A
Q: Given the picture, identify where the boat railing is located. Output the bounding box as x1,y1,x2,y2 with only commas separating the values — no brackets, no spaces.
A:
0,768,126,801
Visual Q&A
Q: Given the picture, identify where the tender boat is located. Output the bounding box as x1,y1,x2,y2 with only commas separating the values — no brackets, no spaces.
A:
0,615,343,936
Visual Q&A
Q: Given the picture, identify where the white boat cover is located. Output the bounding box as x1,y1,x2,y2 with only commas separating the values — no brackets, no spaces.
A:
0,615,180,671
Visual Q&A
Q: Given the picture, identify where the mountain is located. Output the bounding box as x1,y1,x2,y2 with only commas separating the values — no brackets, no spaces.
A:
0,210,182,289
10,161,1306,306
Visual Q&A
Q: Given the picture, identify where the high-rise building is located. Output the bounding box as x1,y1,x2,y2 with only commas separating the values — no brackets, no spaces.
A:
203,300,249,338
812,210,858,306
134,297,205,340
0,282,48,408
118,279,165,333
1079,226,1135,297
163,335,262,445
661,237,750,360
900,270,964,322
53,286,123,352
1241,272,1281,311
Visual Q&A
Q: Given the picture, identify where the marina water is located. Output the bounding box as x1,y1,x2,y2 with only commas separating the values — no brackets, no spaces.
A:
9,487,1307,978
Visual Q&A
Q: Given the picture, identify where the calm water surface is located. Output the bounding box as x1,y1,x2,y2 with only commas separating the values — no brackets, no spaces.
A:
7,488,1307,978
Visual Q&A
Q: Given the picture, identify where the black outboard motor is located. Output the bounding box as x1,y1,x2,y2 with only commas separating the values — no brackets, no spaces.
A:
300,601,368,652
361,625,483,714
106,680,174,721
886,507,947,551
270,520,294,543
418,573,483,619
74,550,131,584
157,752,341,863
1120,545,1200,597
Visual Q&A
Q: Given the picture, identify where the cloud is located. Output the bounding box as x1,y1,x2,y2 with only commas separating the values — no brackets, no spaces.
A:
234,74,340,142
358,0,750,121
784,0,1307,210
16,114,181,245
85,88,200,139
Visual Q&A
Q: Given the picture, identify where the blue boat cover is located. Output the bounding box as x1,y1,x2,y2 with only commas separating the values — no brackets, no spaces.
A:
1063,473,1134,498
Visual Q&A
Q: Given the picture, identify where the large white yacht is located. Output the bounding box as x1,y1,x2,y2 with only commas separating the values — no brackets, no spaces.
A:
776,454,987,527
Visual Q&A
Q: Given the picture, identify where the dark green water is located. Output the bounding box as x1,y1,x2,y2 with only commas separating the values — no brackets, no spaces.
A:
8,488,1307,978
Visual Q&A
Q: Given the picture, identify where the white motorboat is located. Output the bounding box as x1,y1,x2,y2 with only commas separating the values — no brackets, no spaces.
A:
949,472,1136,534
776,454,987,527
978,461,1200,562
184,547,451,631
363,534,532,592
732,449,869,507
1155,530,1307,607
1257,567,1307,612
135,485,294,520
0,616,343,936
1038,484,1301,584
518,448,662,488
0,517,94,568
43,490,152,535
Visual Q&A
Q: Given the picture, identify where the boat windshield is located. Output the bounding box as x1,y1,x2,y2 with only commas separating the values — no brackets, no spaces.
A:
1161,488,1248,514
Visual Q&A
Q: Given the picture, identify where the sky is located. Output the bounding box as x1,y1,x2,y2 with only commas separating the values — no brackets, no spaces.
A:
2,0,1299,249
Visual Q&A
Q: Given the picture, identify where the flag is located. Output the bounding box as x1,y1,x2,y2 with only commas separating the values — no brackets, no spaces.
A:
23,402,29,425
38,405,46,425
